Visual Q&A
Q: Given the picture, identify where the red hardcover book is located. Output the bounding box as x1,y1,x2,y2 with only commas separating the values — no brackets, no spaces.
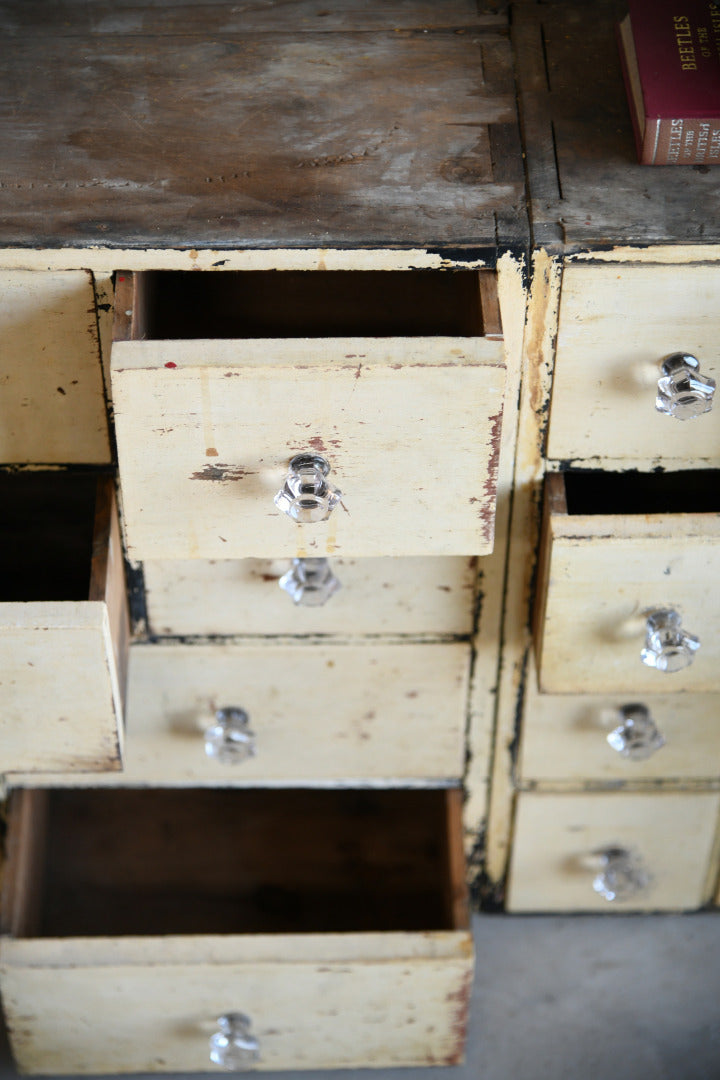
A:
618,0,720,164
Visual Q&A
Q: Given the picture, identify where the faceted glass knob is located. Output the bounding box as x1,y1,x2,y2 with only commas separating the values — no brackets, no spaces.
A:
606,703,666,761
209,1012,260,1070
592,847,650,903
278,557,341,606
656,353,715,420
274,453,342,523
204,707,256,764
641,609,700,673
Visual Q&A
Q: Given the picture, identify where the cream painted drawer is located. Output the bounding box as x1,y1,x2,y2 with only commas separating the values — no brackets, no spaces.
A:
143,556,477,637
0,473,128,775
547,263,720,468
535,472,720,694
0,270,110,464
0,787,473,1074
519,656,720,783
22,640,470,786
507,791,720,913
111,270,505,560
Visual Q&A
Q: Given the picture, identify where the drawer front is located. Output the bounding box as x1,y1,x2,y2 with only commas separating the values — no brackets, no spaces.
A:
548,263,720,467
519,659,720,783
42,641,469,785
143,556,477,637
0,270,110,464
0,606,123,775
507,792,720,913
0,479,128,775
0,933,473,1074
111,337,505,559
535,476,720,694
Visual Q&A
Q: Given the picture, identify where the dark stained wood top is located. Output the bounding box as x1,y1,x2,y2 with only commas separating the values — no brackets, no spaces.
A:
514,0,720,251
0,1,525,254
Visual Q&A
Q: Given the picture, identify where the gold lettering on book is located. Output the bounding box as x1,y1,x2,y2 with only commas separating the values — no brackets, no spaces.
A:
674,14,698,69
667,118,684,162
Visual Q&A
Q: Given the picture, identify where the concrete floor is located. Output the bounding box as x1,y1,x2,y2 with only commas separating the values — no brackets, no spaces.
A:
2,912,719,1080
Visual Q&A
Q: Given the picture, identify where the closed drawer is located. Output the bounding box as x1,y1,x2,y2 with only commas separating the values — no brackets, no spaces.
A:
519,656,720,783
111,270,505,560
26,640,470,786
547,263,720,467
143,556,477,637
507,791,720,913
0,787,473,1074
0,473,128,774
535,471,720,694
0,270,110,464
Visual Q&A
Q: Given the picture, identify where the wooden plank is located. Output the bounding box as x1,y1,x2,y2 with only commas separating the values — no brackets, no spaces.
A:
0,271,110,464
89,478,130,714
2,1,504,35
0,17,520,250
0,790,48,939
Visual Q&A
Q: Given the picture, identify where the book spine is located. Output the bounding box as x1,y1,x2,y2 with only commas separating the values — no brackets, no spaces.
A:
645,117,720,165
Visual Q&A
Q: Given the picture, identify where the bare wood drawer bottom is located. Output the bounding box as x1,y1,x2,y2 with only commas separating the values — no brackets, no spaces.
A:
1,787,472,1074
507,791,720,913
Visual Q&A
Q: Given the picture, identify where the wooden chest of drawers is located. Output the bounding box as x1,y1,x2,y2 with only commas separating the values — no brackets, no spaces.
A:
3,0,720,1072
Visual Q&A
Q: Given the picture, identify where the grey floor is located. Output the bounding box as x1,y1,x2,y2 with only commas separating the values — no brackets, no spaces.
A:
2,913,719,1080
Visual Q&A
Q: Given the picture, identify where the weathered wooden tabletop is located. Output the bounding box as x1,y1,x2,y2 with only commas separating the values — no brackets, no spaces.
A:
514,0,720,250
0,1,524,254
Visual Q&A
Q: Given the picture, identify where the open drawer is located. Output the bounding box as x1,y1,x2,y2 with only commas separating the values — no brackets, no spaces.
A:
534,470,720,694
111,270,505,560
0,473,128,774
19,640,470,787
0,787,473,1074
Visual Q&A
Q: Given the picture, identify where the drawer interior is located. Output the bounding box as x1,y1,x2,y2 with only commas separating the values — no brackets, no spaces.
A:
117,269,498,340
0,472,111,602
558,469,720,516
2,788,468,938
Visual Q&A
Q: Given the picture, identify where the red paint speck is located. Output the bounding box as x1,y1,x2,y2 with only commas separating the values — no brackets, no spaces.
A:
118,276,125,281
165,362,177,369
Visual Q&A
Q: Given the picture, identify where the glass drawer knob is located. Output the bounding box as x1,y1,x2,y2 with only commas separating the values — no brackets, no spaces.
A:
274,453,342,523
606,703,666,761
204,707,255,764
592,847,650,903
641,609,700,673
278,557,341,606
656,353,715,420
209,1012,260,1070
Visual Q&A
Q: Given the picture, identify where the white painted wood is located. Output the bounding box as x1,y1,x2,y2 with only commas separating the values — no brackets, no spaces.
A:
507,791,720,912
0,931,473,1074
464,253,527,854
111,338,505,559
0,248,490,272
484,252,564,886
0,604,122,774
19,641,469,786
519,655,720,784
536,511,720,694
0,270,110,463
143,556,477,637
548,263,720,466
